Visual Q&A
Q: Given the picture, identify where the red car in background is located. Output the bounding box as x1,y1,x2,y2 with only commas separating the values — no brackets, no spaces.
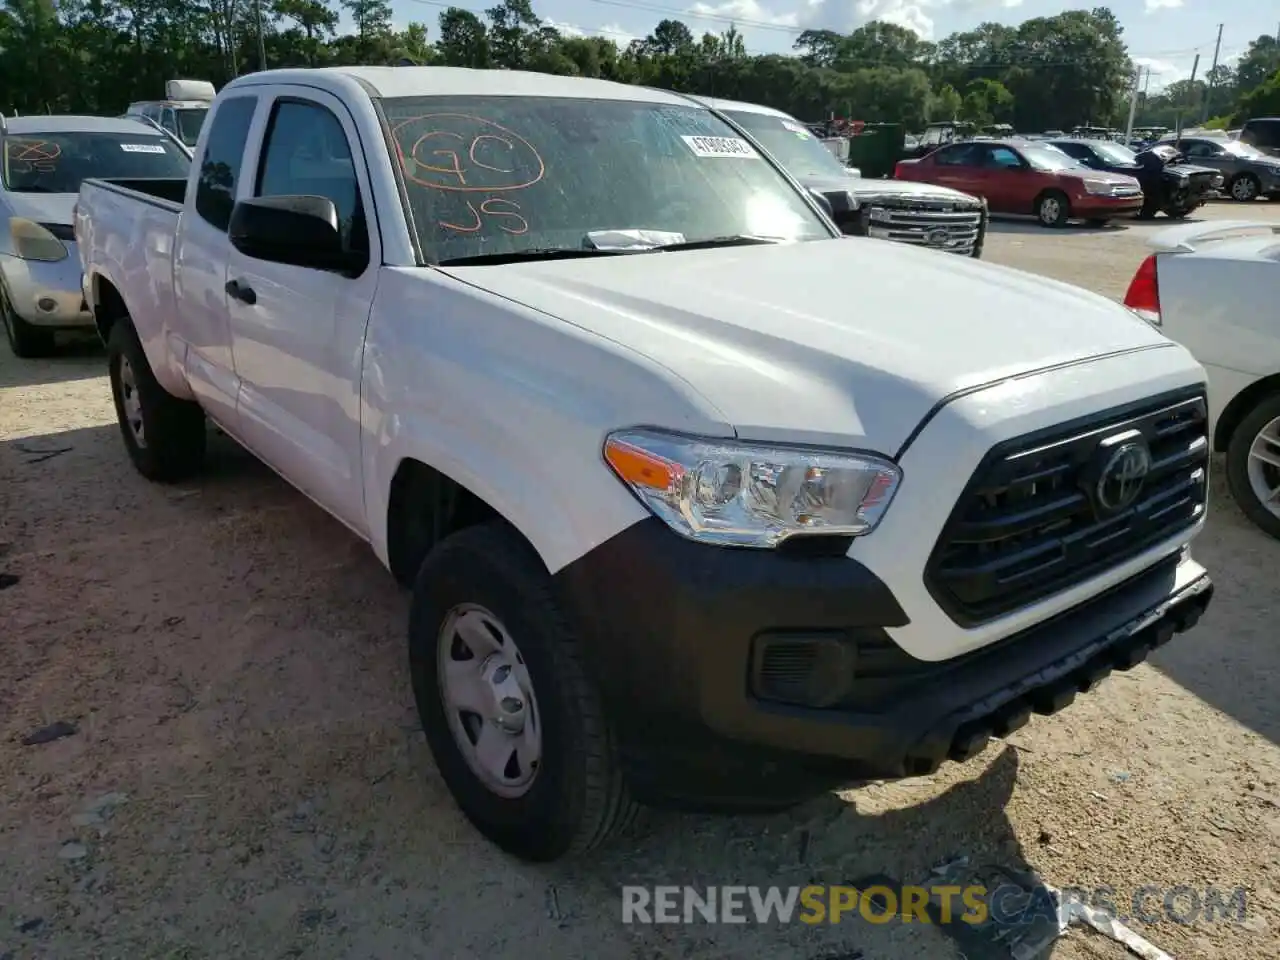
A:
894,139,1144,228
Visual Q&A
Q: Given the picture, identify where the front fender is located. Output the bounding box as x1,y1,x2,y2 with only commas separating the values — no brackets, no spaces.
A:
360,267,735,575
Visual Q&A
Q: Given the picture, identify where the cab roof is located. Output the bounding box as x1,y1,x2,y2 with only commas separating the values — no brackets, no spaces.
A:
3,115,165,136
683,95,796,121
223,66,699,105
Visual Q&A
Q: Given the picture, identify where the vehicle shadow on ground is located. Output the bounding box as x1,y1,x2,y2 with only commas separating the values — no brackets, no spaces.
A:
1147,458,1280,747
570,746,1094,959
985,218,1135,237
0,336,104,389
0,423,1092,960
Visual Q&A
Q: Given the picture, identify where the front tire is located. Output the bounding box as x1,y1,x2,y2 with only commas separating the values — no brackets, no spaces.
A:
107,318,207,482
1225,393,1280,540
1,281,55,358
408,521,639,861
1036,190,1070,228
1229,173,1260,202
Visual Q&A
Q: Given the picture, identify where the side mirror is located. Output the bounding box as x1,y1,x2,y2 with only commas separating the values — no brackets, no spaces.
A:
808,188,834,218
228,195,363,273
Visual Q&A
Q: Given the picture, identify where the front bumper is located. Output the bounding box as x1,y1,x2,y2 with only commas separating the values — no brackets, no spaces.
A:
0,246,92,328
555,518,1212,809
1074,195,1144,218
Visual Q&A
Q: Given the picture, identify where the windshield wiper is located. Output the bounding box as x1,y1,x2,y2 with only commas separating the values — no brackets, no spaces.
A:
649,235,782,252
436,247,633,266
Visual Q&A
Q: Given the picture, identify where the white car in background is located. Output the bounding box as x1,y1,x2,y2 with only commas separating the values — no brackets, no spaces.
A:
1124,219,1280,537
0,114,191,356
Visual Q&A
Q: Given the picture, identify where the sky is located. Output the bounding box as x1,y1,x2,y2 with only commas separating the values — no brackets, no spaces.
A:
383,0,1279,91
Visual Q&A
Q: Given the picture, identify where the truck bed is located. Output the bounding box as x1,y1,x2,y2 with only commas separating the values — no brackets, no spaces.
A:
82,176,187,210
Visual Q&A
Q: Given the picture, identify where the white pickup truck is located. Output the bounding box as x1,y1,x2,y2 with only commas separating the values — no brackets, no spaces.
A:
78,66,1215,863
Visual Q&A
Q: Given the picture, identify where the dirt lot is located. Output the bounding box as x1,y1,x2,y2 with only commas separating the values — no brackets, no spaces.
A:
2,204,1279,960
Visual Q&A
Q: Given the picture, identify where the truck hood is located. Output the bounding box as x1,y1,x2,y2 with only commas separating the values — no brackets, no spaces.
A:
802,173,981,206
5,192,77,225
439,239,1170,453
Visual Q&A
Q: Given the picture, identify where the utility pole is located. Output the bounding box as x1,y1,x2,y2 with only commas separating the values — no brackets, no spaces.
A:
1176,53,1200,140
1125,65,1143,144
1202,23,1223,124
254,0,268,71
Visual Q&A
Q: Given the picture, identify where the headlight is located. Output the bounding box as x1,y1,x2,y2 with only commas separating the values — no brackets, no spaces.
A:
1081,179,1113,195
1178,176,1190,188
603,429,901,548
10,217,68,262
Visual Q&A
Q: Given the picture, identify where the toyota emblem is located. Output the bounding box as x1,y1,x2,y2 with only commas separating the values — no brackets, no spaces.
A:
1095,441,1151,513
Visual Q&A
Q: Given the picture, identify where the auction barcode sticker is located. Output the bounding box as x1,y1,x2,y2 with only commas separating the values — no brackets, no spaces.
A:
681,135,758,159
120,143,167,154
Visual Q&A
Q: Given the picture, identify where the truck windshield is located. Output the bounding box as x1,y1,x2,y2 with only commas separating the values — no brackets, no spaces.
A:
2,131,190,194
176,108,209,147
720,109,850,181
381,95,832,263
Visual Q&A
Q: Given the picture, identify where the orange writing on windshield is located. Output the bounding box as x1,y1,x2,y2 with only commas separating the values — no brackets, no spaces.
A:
392,114,545,193
440,197,529,235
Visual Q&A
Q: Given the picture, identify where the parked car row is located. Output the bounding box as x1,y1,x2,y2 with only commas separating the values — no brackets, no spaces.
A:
893,135,1234,228
74,65,1216,863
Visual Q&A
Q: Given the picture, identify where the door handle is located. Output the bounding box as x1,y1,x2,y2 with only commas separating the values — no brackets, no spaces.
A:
225,279,257,306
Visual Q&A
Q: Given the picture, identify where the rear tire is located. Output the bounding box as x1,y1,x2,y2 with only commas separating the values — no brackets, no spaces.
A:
1,282,55,358
409,521,640,861
1225,392,1280,540
1035,190,1070,228
107,318,207,482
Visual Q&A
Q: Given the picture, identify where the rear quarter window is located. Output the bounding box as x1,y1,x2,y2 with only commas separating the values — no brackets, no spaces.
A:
1242,120,1280,149
194,96,258,231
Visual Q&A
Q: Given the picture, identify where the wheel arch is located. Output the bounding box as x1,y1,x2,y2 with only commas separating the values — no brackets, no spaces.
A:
90,271,128,347
1214,372,1280,452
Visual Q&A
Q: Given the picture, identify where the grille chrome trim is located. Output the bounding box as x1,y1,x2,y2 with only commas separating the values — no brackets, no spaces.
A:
863,203,983,255
924,388,1209,627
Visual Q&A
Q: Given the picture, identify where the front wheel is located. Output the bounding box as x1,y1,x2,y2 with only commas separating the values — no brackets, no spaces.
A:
1,281,55,358
107,318,207,482
1225,393,1280,540
1036,190,1070,228
1229,173,1260,202
408,521,639,861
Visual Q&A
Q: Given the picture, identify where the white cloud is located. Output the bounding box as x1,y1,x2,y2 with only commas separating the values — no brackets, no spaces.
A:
687,0,800,28
1144,0,1183,11
542,18,637,46
1133,56,1177,77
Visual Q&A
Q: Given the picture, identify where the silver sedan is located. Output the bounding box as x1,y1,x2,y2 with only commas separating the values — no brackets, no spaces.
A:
1,114,190,357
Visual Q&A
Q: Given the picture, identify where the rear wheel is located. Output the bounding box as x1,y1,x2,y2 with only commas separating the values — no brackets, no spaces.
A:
409,521,639,861
1225,393,1280,540
107,317,207,482
1,281,55,358
1035,190,1070,227
1229,173,1260,202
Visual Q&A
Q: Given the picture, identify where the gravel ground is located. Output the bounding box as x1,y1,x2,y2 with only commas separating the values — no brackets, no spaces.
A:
2,203,1279,960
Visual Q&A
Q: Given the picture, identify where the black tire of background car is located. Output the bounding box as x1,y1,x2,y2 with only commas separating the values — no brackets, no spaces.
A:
107,317,207,482
1035,190,1070,228
1,280,56,358
1225,392,1280,540
408,520,641,862
1229,173,1261,202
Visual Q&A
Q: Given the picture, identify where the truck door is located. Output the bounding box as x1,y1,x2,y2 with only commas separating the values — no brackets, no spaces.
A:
171,93,260,431
224,87,380,535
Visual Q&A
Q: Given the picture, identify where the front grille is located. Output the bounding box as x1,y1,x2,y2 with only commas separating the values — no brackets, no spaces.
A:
863,201,982,255
925,389,1208,627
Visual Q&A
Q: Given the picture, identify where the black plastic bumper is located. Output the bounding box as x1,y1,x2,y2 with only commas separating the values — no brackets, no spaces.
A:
553,519,1212,809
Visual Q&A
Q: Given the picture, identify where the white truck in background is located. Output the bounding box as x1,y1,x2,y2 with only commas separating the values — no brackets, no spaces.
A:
77,66,1214,862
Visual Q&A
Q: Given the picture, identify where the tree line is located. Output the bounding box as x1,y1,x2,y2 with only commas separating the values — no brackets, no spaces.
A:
2,0,1278,132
